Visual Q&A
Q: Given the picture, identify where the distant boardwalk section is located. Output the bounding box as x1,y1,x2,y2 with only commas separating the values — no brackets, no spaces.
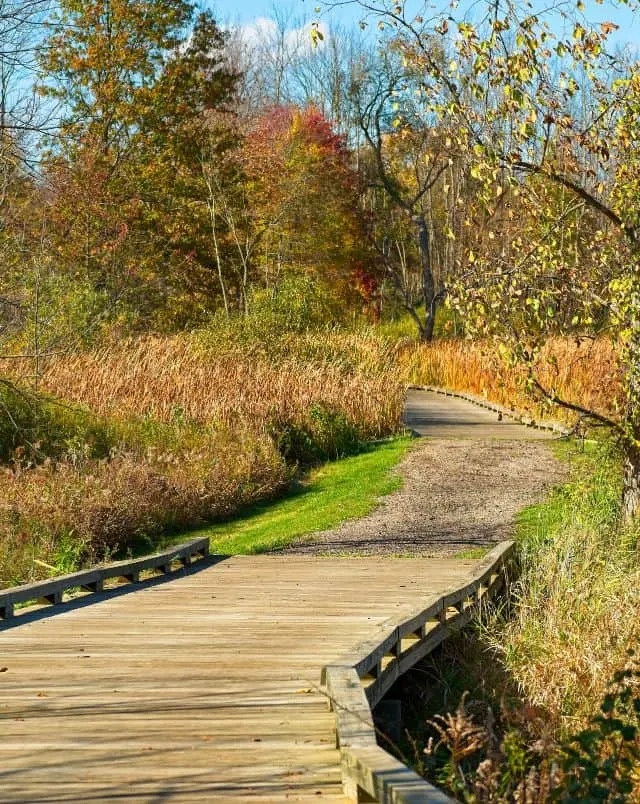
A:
404,387,558,439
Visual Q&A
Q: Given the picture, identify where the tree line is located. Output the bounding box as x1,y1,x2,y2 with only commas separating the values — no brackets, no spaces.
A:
3,0,640,516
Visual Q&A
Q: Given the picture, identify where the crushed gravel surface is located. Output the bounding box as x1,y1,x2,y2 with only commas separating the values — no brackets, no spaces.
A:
282,437,566,556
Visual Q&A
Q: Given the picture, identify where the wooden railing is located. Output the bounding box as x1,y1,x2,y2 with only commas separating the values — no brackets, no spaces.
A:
322,541,515,803
0,537,210,622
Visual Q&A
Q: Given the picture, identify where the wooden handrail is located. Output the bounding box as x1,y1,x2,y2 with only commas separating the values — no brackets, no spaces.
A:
0,537,210,622
323,541,515,803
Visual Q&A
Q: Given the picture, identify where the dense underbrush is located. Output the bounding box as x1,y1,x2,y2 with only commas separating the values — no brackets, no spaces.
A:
0,325,405,588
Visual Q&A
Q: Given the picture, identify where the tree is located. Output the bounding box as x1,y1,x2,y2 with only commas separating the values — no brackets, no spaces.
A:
39,0,238,328
327,0,640,516
203,105,375,317
0,1,73,385
352,46,467,340
0,0,51,178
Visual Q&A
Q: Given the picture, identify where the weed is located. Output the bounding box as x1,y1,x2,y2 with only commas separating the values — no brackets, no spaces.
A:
418,660,640,802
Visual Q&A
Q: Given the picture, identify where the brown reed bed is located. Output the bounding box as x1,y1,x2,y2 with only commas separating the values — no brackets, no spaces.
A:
35,331,404,441
0,329,406,587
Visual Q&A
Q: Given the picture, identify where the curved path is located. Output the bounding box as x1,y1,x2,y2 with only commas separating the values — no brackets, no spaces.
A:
285,389,564,556
404,388,553,439
0,392,563,803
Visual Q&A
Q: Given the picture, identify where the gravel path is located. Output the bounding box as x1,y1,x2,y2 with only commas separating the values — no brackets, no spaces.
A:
281,390,566,557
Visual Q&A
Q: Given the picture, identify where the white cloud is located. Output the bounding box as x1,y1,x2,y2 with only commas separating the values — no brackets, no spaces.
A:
240,17,277,46
238,16,330,54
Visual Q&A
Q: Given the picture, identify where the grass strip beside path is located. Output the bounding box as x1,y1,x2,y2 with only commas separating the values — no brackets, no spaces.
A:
192,437,412,554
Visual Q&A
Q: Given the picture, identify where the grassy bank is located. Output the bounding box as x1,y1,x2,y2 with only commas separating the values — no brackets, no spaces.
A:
499,439,638,727
189,437,411,554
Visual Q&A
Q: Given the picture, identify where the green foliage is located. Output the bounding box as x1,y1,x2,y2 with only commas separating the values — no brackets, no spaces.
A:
515,440,622,569
249,276,345,334
209,275,346,343
51,530,87,575
0,384,112,464
269,403,360,465
555,661,640,803
38,0,239,329
4,269,110,357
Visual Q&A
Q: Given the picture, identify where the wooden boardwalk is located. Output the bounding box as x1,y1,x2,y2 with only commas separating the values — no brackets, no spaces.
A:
0,391,555,802
0,555,477,803
404,388,556,439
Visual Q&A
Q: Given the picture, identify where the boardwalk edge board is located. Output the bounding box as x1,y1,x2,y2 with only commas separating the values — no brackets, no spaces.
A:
410,384,571,436
322,540,515,804
0,537,210,621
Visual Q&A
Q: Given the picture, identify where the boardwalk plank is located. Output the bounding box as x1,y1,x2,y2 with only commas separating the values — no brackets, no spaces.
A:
0,556,474,803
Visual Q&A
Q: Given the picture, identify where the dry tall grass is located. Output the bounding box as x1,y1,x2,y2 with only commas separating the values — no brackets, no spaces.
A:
0,329,406,587
399,337,623,425
36,332,403,440
0,429,290,587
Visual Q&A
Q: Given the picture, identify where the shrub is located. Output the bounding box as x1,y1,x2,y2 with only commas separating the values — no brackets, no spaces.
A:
422,660,640,802
0,427,290,587
0,383,117,464
269,403,361,464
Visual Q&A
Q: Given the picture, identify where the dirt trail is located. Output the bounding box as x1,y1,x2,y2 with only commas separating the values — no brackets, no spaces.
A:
282,390,566,556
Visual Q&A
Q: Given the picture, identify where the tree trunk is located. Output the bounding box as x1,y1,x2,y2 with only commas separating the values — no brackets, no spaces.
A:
621,443,640,524
414,213,437,342
621,318,640,523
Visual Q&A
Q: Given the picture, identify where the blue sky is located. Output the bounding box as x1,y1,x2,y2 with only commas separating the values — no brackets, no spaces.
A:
207,0,640,48
207,1,360,27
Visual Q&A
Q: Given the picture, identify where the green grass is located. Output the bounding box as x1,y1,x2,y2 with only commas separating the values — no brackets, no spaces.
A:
190,437,413,554
452,546,490,559
498,435,640,726
514,437,620,562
